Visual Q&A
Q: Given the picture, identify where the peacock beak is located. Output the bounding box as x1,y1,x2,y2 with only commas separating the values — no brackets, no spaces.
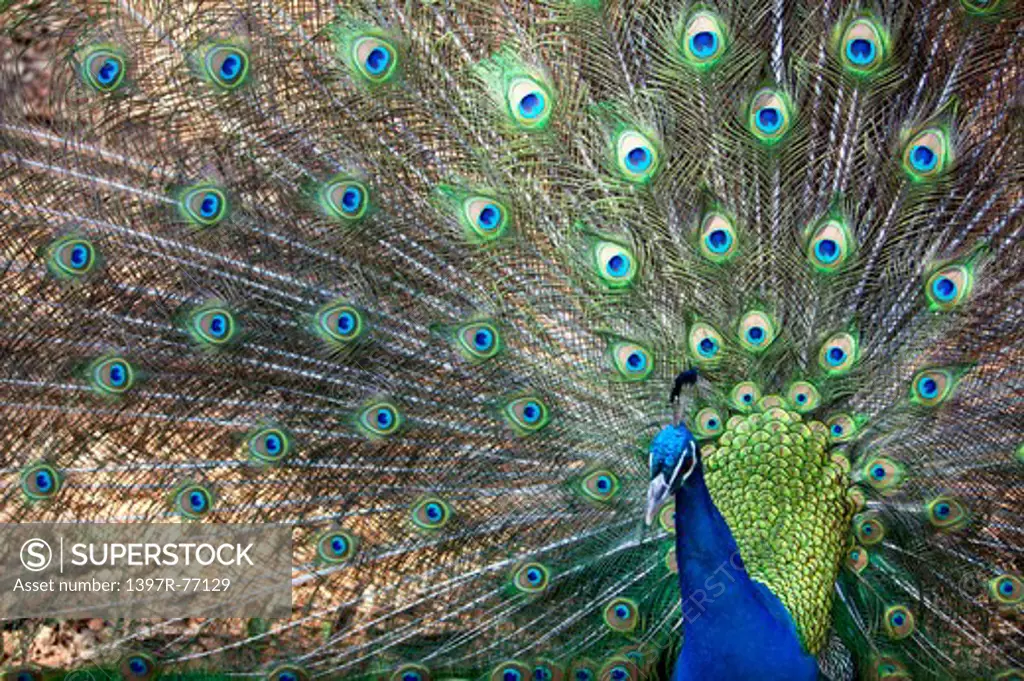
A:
645,475,672,526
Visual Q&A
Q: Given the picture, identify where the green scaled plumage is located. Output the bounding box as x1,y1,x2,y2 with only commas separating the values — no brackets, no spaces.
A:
0,0,1021,679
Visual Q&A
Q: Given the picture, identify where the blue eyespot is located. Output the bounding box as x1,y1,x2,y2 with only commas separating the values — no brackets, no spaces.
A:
596,475,611,491
606,253,630,277
872,465,886,480
376,407,394,429
615,605,629,619
827,347,847,366
910,145,937,172
932,276,957,301
919,376,939,398
402,674,420,681
756,107,782,133
503,671,522,681
891,612,905,626
97,58,121,85
935,502,951,518
698,338,718,357
1001,580,1014,595
610,668,628,681
128,658,148,676
831,424,844,436
742,393,752,403
220,55,241,81
200,194,220,219
815,238,839,263
518,91,546,120
473,329,494,351
707,418,718,428
522,401,541,424
796,393,807,404
526,568,542,584
477,203,502,231
425,503,442,520
690,31,718,58
204,45,249,90
365,47,391,75
337,311,355,334
625,351,646,372
35,471,53,493
625,146,652,173
341,187,363,215
846,38,875,65
109,362,127,386
746,326,765,344
706,228,732,253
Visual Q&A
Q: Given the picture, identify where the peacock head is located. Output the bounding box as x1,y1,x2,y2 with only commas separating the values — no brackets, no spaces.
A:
644,370,700,526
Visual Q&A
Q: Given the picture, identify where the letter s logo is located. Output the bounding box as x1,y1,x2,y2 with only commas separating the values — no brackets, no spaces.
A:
20,539,52,572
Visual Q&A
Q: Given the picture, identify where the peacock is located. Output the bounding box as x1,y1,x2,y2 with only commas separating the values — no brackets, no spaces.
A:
0,0,1021,679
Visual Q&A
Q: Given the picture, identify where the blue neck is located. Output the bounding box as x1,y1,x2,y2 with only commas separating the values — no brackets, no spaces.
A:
671,461,818,681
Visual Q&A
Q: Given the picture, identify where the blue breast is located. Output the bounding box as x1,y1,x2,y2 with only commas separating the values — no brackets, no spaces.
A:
671,460,818,681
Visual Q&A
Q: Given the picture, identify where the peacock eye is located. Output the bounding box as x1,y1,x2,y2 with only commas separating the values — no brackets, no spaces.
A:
21,463,61,500
960,0,1007,15
5,668,42,681
688,321,724,364
925,264,973,310
512,562,550,593
786,381,821,413
806,219,853,272
204,45,249,89
175,483,213,519
49,237,97,277
847,546,869,573
615,130,659,183
910,368,955,406
730,381,762,411
82,48,126,92
862,456,903,494
507,77,552,129
698,212,738,262
316,302,365,344
926,496,967,530
268,665,310,681
902,128,951,181
532,661,557,681
855,513,885,545
682,12,727,67
840,18,887,74
989,574,1022,605
180,185,228,228
571,666,595,681
248,426,291,463
749,89,792,143
603,597,639,632
411,498,451,530
503,396,550,434
190,307,237,346
738,310,776,352
695,407,724,437
489,662,531,681
883,605,915,640
352,37,397,83
316,529,358,563
610,342,653,380
826,413,857,443
658,500,676,534
323,179,369,222
664,546,679,574
89,356,135,395
463,196,510,241
593,241,637,288
358,402,402,437
456,321,501,361
818,332,858,374
119,652,158,681
581,469,620,502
